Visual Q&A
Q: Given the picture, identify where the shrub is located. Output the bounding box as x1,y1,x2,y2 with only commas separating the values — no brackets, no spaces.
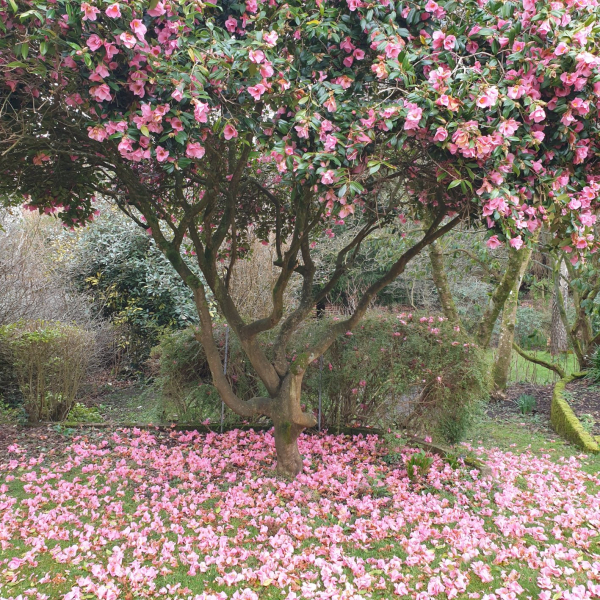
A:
153,310,489,442
299,311,489,442
589,346,600,383
150,326,264,424
66,402,103,423
0,321,93,422
516,393,536,415
405,450,434,482
514,305,549,350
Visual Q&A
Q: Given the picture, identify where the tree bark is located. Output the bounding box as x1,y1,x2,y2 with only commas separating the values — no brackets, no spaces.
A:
476,245,533,349
270,372,312,478
428,238,461,325
492,245,533,392
550,258,568,355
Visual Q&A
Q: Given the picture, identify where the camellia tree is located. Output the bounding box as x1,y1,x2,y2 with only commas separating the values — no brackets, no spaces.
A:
1,0,599,476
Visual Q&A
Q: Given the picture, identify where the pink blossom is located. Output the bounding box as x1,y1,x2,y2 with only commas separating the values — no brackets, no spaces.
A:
264,31,278,47
321,170,337,185
105,3,121,18
555,42,569,56
433,127,448,142
86,34,104,52
155,146,169,162
193,101,210,123
509,236,523,250
248,49,265,64
119,32,137,49
225,16,238,33
186,142,205,159
486,235,502,249
224,124,238,140
87,125,108,142
81,2,100,21
530,106,546,123
90,84,112,102
443,35,457,50
130,19,147,40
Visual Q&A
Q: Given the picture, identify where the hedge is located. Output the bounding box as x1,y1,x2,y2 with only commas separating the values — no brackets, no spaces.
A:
550,372,599,453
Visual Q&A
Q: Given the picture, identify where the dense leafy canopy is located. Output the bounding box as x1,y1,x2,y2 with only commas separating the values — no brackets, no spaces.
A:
1,0,599,255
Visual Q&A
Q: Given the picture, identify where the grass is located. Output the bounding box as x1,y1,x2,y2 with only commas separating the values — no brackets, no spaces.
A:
1,415,599,600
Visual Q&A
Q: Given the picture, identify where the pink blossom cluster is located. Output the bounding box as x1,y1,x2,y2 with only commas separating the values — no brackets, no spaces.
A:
1,429,600,599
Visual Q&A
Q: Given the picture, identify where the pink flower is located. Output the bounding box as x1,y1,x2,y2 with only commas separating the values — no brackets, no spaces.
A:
223,124,238,140
248,49,265,64
130,19,147,40
87,125,108,142
530,106,546,123
246,0,258,12
81,2,100,21
86,34,104,52
353,48,365,60
119,32,137,48
248,83,266,101
323,97,337,112
443,35,456,50
147,1,166,16
90,84,112,102
225,16,237,33
509,236,523,250
171,89,184,102
264,31,278,46
554,42,569,55
432,31,445,50
433,127,448,142
498,119,519,137
155,146,169,162
186,142,205,159
321,170,337,185
404,106,422,130
105,3,121,18
193,101,210,123
486,235,502,249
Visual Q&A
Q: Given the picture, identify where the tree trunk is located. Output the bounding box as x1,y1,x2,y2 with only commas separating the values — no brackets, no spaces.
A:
492,245,533,392
270,373,308,478
428,238,461,325
550,258,568,355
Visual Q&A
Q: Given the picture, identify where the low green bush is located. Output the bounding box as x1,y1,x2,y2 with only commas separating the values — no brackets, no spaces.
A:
66,402,103,423
516,393,536,415
0,320,93,422
153,310,489,442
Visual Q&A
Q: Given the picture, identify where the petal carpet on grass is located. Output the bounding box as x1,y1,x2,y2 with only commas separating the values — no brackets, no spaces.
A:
1,428,599,600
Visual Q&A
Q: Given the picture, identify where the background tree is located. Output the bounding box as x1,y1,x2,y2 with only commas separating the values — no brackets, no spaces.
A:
2,0,600,476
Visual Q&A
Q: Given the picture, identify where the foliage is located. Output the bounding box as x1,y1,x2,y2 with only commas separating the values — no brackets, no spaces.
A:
154,311,489,440
149,326,257,424
0,320,93,422
580,413,596,434
589,345,600,383
59,209,199,367
66,402,103,423
3,0,600,473
514,305,549,350
404,449,434,482
516,393,537,415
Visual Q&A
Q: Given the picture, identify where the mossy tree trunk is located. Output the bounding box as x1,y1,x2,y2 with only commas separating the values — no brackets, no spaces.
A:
492,245,534,392
428,238,461,326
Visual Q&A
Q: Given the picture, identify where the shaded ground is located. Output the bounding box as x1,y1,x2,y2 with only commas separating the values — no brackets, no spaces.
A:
565,377,600,436
486,380,599,437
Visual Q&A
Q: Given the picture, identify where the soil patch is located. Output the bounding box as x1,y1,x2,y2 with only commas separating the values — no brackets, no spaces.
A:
565,377,600,436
